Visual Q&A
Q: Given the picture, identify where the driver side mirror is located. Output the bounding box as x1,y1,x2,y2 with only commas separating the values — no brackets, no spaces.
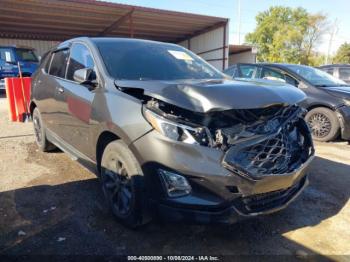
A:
73,68,97,89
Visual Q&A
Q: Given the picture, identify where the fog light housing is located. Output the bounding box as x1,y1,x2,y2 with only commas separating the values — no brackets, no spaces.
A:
159,169,191,197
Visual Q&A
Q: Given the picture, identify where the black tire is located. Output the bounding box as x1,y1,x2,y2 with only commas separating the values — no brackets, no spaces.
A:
32,107,56,152
305,107,340,142
100,140,150,228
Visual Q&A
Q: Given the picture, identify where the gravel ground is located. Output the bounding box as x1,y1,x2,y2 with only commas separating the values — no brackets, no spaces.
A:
0,93,350,260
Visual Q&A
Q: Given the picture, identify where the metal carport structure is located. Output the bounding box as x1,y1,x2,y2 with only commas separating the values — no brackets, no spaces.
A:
0,0,229,70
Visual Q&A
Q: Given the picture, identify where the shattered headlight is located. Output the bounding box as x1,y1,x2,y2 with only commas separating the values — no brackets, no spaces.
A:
143,108,211,145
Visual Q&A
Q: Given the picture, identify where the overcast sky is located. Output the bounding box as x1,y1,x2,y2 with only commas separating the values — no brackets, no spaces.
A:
108,0,350,55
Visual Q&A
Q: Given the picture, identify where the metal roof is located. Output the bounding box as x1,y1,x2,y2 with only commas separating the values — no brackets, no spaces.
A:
0,0,228,43
229,45,253,54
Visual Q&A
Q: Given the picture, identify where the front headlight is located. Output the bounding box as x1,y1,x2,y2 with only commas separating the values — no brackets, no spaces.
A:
143,107,211,145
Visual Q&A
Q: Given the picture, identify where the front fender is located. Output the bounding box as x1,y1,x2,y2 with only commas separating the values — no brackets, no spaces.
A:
89,90,152,160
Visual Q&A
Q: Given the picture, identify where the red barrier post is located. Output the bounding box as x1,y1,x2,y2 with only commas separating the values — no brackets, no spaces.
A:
12,78,26,122
5,78,17,122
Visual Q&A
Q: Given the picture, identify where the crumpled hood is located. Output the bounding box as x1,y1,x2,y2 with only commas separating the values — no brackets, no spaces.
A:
323,86,350,100
115,79,306,113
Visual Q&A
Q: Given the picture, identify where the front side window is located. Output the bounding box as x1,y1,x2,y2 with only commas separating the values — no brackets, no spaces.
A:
15,49,38,62
48,49,69,78
261,67,285,81
324,68,334,75
95,40,224,80
224,66,237,77
66,43,95,81
238,65,259,78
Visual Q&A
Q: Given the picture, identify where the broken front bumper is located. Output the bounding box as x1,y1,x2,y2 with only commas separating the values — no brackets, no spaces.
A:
158,175,309,224
130,120,314,223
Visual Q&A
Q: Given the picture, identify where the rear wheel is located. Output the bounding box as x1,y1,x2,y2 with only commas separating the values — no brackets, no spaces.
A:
305,107,340,142
100,140,150,228
32,107,56,152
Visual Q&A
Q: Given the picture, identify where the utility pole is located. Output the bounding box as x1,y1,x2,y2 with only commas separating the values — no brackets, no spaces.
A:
326,19,338,64
237,0,241,45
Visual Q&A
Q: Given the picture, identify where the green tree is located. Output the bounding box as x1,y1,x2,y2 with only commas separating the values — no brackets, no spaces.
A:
333,43,350,64
246,6,329,65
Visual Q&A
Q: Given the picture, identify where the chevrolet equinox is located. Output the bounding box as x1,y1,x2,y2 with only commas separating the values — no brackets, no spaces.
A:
30,38,314,227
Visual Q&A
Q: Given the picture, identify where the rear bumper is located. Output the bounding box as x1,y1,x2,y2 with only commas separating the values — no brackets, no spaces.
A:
337,105,350,140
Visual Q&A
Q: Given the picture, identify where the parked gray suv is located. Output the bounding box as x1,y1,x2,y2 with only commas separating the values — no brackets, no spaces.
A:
30,37,314,227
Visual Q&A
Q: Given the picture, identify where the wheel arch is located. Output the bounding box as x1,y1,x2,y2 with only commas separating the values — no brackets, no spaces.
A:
95,131,120,175
29,101,37,116
306,104,335,112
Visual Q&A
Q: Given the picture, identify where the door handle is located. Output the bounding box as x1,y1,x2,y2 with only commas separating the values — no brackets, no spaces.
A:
57,87,64,93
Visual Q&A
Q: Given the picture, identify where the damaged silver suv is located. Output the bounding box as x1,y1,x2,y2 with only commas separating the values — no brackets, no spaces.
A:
30,37,314,227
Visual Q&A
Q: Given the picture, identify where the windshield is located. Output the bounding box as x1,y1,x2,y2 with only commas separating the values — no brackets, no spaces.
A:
285,64,347,87
15,49,38,62
95,40,225,80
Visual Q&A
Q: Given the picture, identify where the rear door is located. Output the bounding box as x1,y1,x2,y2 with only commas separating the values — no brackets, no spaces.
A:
34,48,70,133
54,42,97,156
338,67,350,84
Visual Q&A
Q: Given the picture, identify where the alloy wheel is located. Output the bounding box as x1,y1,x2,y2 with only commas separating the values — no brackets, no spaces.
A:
33,115,42,144
102,158,133,216
307,112,332,138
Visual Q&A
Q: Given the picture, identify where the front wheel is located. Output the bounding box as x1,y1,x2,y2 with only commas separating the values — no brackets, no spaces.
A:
100,140,150,228
305,107,340,142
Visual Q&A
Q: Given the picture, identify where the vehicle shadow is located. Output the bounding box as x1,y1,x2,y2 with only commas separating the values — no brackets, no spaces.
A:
0,156,348,258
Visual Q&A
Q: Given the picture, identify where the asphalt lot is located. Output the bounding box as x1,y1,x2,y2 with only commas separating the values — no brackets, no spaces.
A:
0,93,350,260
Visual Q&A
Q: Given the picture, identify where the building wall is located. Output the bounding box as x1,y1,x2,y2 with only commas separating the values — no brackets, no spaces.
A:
229,51,256,65
0,38,59,56
178,23,229,71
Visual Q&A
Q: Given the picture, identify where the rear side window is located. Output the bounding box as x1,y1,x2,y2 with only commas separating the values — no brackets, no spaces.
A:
339,68,350,80
49,49,69,78
66,43,95,81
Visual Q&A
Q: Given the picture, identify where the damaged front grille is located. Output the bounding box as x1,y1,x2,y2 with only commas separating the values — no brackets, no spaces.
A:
145,99,314,178
222,106,314,178
238,131,292,174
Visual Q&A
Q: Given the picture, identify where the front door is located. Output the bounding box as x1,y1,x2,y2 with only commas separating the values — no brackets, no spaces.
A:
54,43,97,157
